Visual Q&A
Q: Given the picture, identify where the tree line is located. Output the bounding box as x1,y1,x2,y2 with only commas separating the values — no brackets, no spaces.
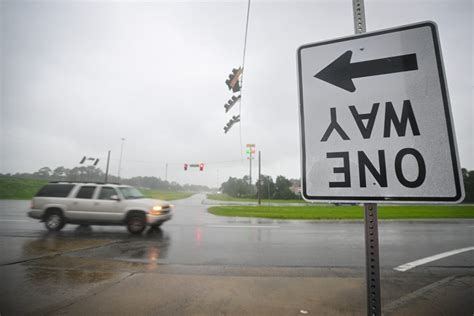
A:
220,169,474,203
220,175,301,200
2,166,473,202
0,166,210,192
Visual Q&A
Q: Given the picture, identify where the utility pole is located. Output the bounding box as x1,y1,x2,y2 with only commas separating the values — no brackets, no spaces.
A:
258,151,261,205
165,163,168,181
249,149,252,185
118,138,125,180
104,150,111,183
246,144,255,185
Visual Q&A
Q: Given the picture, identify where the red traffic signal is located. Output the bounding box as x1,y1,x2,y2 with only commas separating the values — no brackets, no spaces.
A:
199,163,204,171
184,163,188,171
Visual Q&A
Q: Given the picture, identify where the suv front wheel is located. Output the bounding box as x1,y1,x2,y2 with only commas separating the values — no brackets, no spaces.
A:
126,213,146,235
44,210,66,232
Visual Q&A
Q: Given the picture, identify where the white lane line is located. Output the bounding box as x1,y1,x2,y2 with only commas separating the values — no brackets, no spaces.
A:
0,219,29,222
208,225,280,229
394,246,474,272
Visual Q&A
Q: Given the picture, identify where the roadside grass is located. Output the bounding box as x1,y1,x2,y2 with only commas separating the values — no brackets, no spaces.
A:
208,205,474,220
0,177,48,200
0,177,193,201
141,189,193,201
206,193,305,204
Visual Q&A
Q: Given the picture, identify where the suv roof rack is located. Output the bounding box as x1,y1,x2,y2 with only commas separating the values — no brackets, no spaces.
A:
48,181,123,185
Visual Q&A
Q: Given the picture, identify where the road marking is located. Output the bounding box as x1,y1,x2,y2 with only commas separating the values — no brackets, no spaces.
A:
394,246,474,272
0,219,29,222
208,225,280,229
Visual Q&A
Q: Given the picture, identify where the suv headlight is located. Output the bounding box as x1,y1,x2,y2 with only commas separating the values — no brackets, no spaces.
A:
149,205,163,216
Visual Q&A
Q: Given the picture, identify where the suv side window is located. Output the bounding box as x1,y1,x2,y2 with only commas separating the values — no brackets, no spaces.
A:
98,187,118,200
76,186,97,199
36,184,74,197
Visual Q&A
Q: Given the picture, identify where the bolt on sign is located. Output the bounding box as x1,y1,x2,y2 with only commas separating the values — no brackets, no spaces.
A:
297,22,464,203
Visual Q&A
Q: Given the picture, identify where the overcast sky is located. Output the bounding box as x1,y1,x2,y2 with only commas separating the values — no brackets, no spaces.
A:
1,0,472,187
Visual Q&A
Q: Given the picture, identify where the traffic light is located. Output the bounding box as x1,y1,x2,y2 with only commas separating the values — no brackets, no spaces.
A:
223,115,240,133
184,163,188,171
199,163,204,171
224,95,241,113
225,67,243,93
79,156,86,164
93,158,100,166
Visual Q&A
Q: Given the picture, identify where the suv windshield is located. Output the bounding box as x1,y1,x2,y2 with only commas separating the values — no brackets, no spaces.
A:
118,187,145,199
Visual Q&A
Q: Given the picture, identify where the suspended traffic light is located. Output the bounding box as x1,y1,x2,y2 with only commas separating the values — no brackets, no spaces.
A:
93,158,100,166
184,163,188,171
79,156,86,164
224,95,241,113
223,115,241,134
199,163,204,171
225,67,243,93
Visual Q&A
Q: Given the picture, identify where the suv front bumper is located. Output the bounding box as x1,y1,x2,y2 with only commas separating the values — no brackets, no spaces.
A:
147,213,172,225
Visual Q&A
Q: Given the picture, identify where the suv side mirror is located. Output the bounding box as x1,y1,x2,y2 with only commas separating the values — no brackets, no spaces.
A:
110,195,121,201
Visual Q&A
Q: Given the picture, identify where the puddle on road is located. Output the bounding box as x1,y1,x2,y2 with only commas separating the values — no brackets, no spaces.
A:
22,237,113,256
25,265,114,284
1,235,115,265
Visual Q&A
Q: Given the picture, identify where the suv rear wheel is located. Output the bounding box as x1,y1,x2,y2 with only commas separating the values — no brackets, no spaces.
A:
44,210,66,232
126,213,146,235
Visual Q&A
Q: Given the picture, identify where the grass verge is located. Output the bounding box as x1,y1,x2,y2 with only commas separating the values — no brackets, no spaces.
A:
141,189,193,201
208,205,474,220
0,177,193,201
206,193,304,204
0,177,48,200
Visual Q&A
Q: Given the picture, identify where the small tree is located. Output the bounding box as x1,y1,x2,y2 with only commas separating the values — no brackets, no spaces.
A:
273,175,296,199
221,177,255,197
257,175,275,199
462,168,474,203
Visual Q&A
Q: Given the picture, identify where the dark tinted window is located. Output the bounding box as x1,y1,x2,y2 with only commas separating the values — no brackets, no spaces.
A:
98,187,117,200
36,184,74,198
76,186,96,199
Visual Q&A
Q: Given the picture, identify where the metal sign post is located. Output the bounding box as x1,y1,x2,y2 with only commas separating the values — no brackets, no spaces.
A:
363,203,381,316
353,2,381,315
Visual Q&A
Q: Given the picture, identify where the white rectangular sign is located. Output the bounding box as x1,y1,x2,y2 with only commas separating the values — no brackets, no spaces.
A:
297,22,464,203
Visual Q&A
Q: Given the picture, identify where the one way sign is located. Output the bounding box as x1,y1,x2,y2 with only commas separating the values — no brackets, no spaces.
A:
297,22,464,203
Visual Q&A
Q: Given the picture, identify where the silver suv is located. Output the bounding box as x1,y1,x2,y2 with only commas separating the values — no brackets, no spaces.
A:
28,182,173,234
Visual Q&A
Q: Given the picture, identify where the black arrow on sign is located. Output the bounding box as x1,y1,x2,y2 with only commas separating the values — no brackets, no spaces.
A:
314,50,418,92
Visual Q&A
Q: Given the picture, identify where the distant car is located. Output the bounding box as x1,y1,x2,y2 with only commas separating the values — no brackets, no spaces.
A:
28,182,173,234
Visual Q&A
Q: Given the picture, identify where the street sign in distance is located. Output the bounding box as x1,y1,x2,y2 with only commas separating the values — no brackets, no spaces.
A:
297,21,464,203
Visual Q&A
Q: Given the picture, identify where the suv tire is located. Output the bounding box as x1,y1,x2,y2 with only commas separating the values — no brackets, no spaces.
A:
44,210,66,232
126,213,146,235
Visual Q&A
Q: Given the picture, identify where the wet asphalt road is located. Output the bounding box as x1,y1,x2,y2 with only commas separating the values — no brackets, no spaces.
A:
0,194,473,315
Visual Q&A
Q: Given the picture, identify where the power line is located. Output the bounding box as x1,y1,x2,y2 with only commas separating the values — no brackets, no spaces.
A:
239,0,252,162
